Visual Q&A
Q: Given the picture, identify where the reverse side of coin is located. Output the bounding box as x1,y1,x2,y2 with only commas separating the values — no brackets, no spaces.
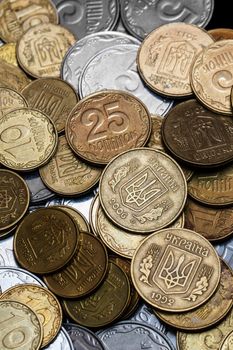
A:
0,59,30,91
0,87,28,120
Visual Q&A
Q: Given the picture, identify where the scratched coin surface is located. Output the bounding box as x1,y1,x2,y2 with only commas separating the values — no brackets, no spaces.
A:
66,91,151,165
191,40,233,115
0,108,58,171
0,87,28,120
0,59,30,91
209,28,233,41
17,23,76,78
220,329,233,349
99,148,187,233
0,300,42,350
0,43,18,66
1,284,62,347
138,22,214,97
131,228,221,312
14,207,78,274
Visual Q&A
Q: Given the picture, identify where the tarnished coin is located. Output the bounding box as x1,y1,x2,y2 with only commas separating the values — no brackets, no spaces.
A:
21,78,78,133
191,40,233,115
131,228,221,312
23,171,55,203
0,43,17,66
58,206,90,233
44,328,74,350
137,22,214,97
0,170,29,231
220,329,233,349
39,135,101,195
14,207,78,274
1,284,62,347
66,91,151,165
44,232,107,298
99,148,187,233
17,23,76,78
209,28,233,41
0,59,30,91
0,87,28,120
0,300,42,350
63,261,130,328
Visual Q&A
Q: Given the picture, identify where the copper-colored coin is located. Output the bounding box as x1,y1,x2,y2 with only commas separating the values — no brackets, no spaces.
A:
0,59,30,91
21,78,79,133
14,207,78,274
0,0,58,43
17,23,76,78
0,108,58,171
89,193,100,236
220,329,233,349
131,228,221,312
0,43,17,66
209,28,233,41
99,148,187,233
43,232,108,298
66,90,151,165
162,99,233,167
39,135,101,195
137,22,214,98
0,87,28,120
191,40,233,115
63,261,130,328
155,259,233,330
58,206,90,233
0,170,29,231
0,284,62,347
0,224,17,239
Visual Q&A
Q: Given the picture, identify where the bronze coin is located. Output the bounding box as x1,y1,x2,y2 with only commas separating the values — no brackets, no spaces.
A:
209,28,233,41
43,232,108,298
0,224,17,239
66,90,151,165
0,43,17,66
0,170,29,231
89,193,100,236
162,99,233,167
0,87,28,120
63,261,131,328
14,207,78,274
0,59,30,91
220,329,233,349
58,206,90,233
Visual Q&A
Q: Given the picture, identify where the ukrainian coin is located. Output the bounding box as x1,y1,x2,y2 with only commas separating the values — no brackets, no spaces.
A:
209,28,233,40
220,330,233,349
0,300,42,350
0,236,18,267
115,18,127,33
0,225,17,240
14,207,78,274
89,193,100,236
44,328,74,350
191,40,233,115
79,44,173,116
0,43,17,66
58,206,90,233
121,0,214,40
99,148,187,233
66,91,151,165
138,22,214,97
63,261,130,327
0,87,28,120
131,228,221,312
0,59,30,91
39,135,101,194
17,23,76,78
23,171,55,203
21,78,78,133
215,236,233,269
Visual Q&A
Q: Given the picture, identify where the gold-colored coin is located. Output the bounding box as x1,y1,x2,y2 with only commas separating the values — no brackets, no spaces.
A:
0,108,58,171
39,135,101,195
89,193,100,236
137,22,214,97
0,43,17,66
0,87,28,120
17,23,76,78
209,28,233,41
0,59,30,91
0,284,62,347
131,228,221,312
0,300,42,350
99,148,187,233
58,206,90,233
220,329,233,349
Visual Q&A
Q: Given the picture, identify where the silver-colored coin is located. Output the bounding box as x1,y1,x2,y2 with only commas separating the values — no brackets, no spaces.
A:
0,235,18,268
63,323,105,350
121,0,214,40
79,44,173,116
114,18,127,33
61,31,140,92
215,236,233,269
0,39,4,47
23,171,55,203
97,321,175,350
44,328,74,350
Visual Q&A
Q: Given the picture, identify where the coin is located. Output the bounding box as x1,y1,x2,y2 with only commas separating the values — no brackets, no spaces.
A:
0,300,42,350
0,43,17,66
21,78,78,133
99,148,187,233
23,170,55,203
0,59,30,91
209,28,233,40
0,87,28,120
0,170,29,231
220,329,233,349
131,228,221,312
14,207,78,274
58,206,90,233
66,91,151,165
17,23,76,78
0,108,58,171
89,193,100,236
44,328,74,350
44,232,108,298
39,135,101,195
0,236,18,267
191,40,233,115
137,22,214,97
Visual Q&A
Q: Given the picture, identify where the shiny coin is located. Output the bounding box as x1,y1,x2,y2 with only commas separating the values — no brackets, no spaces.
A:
0,236,19,268
138,22,214,97
0,87,28,120
99,148,187,233
0,59,29,91
131,228,221,312
209,28,233,41
220,329,233,349
58,206,90,233
23,170,55,203
44,328,74,350
0,43,17,66
14,207,78,274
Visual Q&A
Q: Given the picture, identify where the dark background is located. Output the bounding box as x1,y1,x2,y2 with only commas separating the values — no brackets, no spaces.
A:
206,1,232,29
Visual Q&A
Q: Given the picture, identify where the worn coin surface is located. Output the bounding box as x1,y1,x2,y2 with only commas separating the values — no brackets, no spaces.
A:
99,148,187,233
0,43,18,66
0,59,30,91
58,206,90,233
0,87,28,120
44,328,74,350
137,22,214,97
209,28,233,40
220,329,233,349
131,228,221,312
23,171,55,203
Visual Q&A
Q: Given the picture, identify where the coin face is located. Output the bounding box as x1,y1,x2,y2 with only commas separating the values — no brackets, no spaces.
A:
0,59,30,91
99,148,187,233
209,28,233,41
14,207,78,274
17,23,76,78
0,108,58,171
137,22,214,97
131,228,221,312
0,87,28,120
220,329,233,349
0,43,17,66
66,91,151,165
45,328,74,350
